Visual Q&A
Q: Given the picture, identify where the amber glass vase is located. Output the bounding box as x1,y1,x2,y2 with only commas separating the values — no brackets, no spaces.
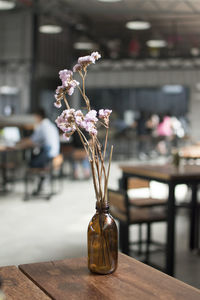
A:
87,201,118,274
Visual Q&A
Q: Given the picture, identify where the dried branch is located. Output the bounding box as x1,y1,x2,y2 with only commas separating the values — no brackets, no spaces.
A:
63,94,70,110
104,145,113,206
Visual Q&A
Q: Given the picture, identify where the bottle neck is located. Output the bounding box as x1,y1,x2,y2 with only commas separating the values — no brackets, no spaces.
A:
96,201,109,213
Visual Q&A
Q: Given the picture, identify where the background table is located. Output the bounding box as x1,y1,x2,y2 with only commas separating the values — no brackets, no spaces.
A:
119,163,200,276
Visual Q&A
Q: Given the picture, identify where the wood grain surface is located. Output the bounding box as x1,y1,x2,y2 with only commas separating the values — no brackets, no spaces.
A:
19,253,200,300
0,265,50,299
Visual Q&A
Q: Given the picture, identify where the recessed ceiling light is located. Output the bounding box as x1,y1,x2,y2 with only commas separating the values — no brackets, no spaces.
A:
0,0,15,10
126,21,151,30
73,42,98,50
146,40,167,48
39,25,62,34
97,0,122,2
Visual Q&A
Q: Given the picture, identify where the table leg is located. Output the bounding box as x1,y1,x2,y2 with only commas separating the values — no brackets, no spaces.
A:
190,184,198,250
166,182,176,276
0,152,7,193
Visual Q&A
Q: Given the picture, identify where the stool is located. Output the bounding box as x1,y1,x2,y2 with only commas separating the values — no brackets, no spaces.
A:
24,154,64,200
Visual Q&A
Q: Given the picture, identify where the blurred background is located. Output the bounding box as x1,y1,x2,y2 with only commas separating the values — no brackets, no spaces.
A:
0,0,199,290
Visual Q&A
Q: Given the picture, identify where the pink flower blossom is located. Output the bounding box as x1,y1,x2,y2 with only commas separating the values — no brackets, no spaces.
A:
80,120,87,129
59,69,72,80
73,64,82,73
75,110,84,126
85,110,98,122
99,109,112,125
78,55,95,66
99,109,112,118
54,101,62,108
89,127,97,136
67,87,74,96
84,121,97,136
66,79,80,96
71,80,80,87
59,69,73,88
91,52,101,61
55,86,63,94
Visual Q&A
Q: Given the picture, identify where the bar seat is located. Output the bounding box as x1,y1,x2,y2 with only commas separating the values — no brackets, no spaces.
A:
24,154,64,201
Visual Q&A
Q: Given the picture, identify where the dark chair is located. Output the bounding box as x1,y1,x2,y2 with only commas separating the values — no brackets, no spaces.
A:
24,154,64,200
108,188,167,268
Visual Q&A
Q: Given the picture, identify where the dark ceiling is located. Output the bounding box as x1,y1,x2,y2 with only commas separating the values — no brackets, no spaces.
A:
13,0,200,59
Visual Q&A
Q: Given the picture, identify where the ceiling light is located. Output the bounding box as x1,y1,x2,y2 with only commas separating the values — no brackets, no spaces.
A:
146,40,167,48
74,35,98,50
126,21,151,30
39,25,62,34
97,0,122,2
0,0,15,10
73,42,98,50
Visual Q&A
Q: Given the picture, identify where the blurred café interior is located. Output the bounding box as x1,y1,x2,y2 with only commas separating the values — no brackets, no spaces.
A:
0,0,200,291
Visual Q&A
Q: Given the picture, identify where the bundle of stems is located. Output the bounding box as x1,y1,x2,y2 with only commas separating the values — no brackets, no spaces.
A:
63,70,113,208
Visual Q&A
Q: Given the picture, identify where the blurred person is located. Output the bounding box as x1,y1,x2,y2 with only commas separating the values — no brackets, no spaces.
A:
136,111,151,159
17,108,60,194
156,114,173,155
17,108,60,168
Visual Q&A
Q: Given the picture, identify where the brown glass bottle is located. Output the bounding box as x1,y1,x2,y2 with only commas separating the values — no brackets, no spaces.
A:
87,202,118,274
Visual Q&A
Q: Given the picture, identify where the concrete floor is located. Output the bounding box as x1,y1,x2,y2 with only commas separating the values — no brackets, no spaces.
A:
0,159,199,289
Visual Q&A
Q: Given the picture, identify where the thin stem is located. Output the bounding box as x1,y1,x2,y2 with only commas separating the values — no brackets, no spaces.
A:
75,129,91,160
63,94,70,110
94,142,103,202
91,143,100,200
90,160,99,201
95,140,107,201
76,127,92,159
104,145,113,206
81,71,91,111
77,85,85,100
103,127,109,160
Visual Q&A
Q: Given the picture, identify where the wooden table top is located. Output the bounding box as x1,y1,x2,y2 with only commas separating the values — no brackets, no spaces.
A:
180,145,200,159
18,253,200,300
119,163,200,181
0,265,50,300
0,144,32,152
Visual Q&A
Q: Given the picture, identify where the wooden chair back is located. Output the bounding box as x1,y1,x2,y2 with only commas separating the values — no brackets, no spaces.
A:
128,178,150,190
108,189,129,222
72,149,87,160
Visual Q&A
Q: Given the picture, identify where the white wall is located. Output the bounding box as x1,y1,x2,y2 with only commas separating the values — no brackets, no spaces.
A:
0,11,32,113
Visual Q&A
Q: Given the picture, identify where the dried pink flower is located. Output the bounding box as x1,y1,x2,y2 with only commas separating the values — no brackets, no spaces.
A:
55,86,63,94
78,55,95,66
85,110,98,122
59,69,73,86
84,121,97,136
99,109,112,118
99,109,112,125
73,63,82,73
91,51,101,61
54,101,62,108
